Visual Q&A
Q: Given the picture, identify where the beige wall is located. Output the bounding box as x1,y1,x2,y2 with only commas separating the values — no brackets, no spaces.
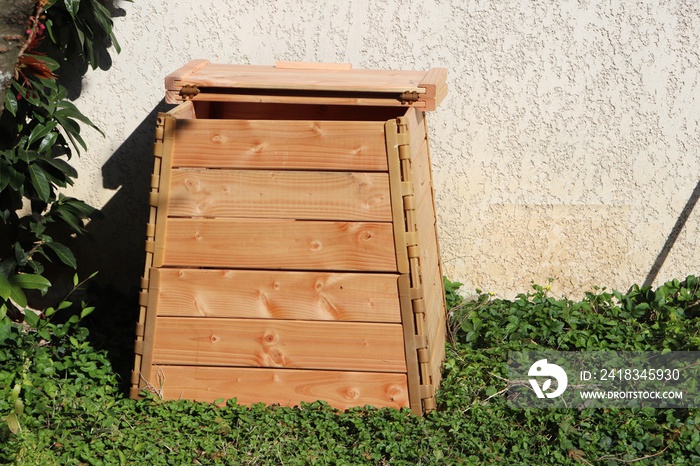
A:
70,0,699,297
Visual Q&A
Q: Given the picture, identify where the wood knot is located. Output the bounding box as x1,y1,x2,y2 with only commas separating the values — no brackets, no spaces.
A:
263,331,279,345
386,385,401,399
195,201,210,213
341,387,360,400
184,177,200,191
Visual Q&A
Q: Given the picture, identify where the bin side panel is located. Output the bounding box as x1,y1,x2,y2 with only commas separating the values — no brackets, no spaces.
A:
151,366,409,410
168,169,391,221
152,317,407,372
154,269,402,323
161,218,397,271
171,119,388,171
406,108,447,402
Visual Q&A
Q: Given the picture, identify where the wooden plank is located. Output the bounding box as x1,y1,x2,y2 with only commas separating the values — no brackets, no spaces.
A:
151,366,409,409
168,169,392,221
171,119,389,171
422,259,446,368
160,218,397,271
166,100,196,120
397,274,424,415
275,61,353,70
187,92,427,109
152,269,402,323
418,68,448,111
152,317,407,372
407,110,427,156
406,106,446,399
426,313,446,394
170,62,428,93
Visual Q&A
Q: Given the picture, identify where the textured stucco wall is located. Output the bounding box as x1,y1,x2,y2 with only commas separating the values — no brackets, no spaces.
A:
68,0,699,298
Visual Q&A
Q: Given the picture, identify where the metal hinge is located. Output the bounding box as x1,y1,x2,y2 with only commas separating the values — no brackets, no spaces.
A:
399,90,420,105
179,84,200,100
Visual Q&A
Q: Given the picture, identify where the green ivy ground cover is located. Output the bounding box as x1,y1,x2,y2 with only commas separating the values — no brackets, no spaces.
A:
1,276,699,465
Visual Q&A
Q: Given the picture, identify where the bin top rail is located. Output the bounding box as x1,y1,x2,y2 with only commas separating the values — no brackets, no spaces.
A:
165,60,447,111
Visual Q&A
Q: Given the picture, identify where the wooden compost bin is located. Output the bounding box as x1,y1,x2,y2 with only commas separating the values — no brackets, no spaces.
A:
131,60,448,415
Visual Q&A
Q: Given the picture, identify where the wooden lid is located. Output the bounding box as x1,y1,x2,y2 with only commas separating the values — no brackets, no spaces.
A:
164,60,447,110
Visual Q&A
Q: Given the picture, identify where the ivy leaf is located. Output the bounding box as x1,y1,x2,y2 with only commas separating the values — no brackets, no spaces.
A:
45,242,77,269
6,413,20,434
29,163,51,202
23,309,39,328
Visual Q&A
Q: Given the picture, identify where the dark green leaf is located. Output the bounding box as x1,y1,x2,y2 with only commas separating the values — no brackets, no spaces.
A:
65,0,81,18
7,165,24,191
14,243,28,266
0,164,9,191
10,273,51,293
18,148,38,163
56,209,85,232
23,309,39,328
57,195,97,217
44,157,78,179
29,163,52,202
0,273,10,301
29,218,47,237
57,101,100,130
46,242,77,268
9,283,27,308
4,89,18,117
45,18,56,42
38,131,59,153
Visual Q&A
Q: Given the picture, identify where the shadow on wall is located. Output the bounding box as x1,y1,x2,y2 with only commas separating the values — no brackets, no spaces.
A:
643,179,700,288
73,101,173,392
